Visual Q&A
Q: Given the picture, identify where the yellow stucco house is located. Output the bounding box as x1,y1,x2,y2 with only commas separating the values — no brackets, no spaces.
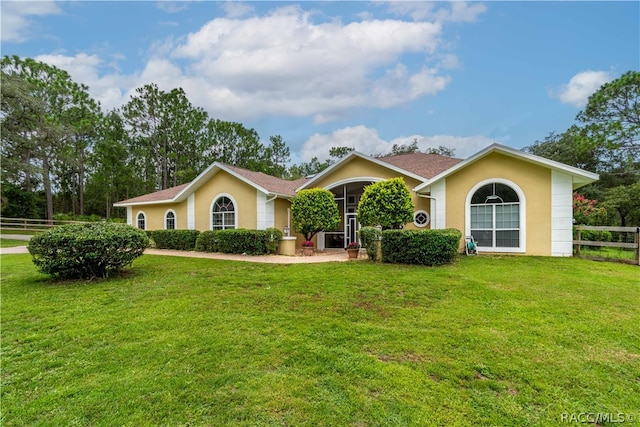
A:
114,143,598,257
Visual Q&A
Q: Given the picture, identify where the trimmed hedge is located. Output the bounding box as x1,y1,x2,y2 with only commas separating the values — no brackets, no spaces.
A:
28,223,149,279
150,229,200,251
265,227,283,254
381,228,462,266
359,226,382,261
195,230,218,252
196,229,282,255
195,228,283,255
217,229,269,255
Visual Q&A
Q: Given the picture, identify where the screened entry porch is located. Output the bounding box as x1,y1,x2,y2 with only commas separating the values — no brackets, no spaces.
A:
317,181,374,250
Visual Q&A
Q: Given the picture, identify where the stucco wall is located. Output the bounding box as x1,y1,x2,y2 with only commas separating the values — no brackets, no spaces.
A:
273,198,292,231
444,152,552,256
309,156,431,230
133,202,187,231
192,170,258,230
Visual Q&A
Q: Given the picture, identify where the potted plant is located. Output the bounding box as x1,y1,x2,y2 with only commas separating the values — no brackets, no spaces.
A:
302,240,314,256
345,241,361,259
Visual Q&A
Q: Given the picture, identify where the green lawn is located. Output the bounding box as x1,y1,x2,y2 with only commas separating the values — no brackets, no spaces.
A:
1,254,638,426
0,239,28,248
575,246,637,261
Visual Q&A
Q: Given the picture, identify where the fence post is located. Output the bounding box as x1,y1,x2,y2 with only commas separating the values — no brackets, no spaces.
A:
575,227,581,256
634,226,640,265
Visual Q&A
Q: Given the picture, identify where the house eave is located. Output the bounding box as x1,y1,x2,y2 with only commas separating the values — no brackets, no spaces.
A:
414,143,599,193
113,199,174,208
296,151,428,192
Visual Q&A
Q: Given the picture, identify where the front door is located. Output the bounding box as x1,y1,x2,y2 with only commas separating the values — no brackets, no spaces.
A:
346,211,358,246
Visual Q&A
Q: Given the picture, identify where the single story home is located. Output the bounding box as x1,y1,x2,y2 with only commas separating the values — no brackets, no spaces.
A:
114,143,598,256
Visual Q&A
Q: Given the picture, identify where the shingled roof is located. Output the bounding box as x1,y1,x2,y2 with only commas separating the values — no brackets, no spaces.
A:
115,183,189,205
224,164,308,196
377,152,463,179
115,152,464,206
114,163,309,206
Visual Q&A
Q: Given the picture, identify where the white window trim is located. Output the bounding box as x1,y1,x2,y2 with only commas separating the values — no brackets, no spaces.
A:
136,211,147,230
465,178,526,253
413,210,430,228
164,209,177,230
210,193,238,230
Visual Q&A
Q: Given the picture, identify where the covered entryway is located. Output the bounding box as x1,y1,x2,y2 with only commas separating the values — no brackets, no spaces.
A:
317,180,377,249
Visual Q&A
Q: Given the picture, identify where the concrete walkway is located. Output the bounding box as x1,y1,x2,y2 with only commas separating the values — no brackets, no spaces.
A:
143,248,354,263
1,234,32,241
0,236,360,263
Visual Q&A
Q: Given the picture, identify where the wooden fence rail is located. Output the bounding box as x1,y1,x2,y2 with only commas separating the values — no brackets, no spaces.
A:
573,225,640,266
0,217,84,233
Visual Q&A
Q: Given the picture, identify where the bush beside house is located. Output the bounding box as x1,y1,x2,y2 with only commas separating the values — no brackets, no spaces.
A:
359,226,382,261
357,177,414,230
291,188,341,244
382,228,462,266
150,230,201,251
28,223,149,279
195,228,283,255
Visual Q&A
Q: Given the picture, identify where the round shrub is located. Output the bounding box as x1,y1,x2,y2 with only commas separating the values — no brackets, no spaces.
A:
359,226,382,261
28,223,149,279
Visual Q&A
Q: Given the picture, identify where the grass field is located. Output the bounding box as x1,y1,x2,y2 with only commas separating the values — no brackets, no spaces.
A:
575,246,638,262
1,254,639,426
0,239,29,248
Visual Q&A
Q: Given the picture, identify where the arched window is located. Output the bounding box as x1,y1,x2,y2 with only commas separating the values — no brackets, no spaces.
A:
469,182,521,249
165,210,176,230
136,212,146,230
212,196,236,230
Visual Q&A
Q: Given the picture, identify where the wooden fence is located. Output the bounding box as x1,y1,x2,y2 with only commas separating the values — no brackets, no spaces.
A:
574,225,640,266
0,217,84,233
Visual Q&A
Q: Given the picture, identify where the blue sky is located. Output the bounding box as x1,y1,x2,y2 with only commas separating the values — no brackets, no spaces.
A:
2,1,638,164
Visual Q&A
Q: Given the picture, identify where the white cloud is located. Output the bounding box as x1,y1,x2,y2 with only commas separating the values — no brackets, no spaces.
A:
34,53,130,110
167,5,449,121
383,1,486,23
26,5,478,125
300,126,494,162
221,1,255,18
437,53,460,70
555,70,613,108
156,2,190,14
0,0,62,42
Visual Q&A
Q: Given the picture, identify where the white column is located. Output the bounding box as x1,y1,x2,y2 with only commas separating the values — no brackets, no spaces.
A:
551,171,574,256
431,180,446,229
188,194,195,230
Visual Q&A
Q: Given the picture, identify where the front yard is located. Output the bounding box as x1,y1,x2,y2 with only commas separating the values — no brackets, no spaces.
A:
1,254,638,426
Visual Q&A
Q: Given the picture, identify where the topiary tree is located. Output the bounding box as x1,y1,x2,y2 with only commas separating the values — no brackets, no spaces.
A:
357,177,414,230
359,226,382,261
28,222,149,280
291,188,340,242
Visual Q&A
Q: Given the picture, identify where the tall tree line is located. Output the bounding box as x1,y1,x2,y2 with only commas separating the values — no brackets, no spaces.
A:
526,70,640,227
1,56,291,219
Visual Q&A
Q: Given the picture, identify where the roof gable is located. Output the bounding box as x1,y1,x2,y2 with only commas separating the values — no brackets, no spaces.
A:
114,162,307,207
296,151,459,191
414,143,599,192
113,183,189,206
377,152,463,179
